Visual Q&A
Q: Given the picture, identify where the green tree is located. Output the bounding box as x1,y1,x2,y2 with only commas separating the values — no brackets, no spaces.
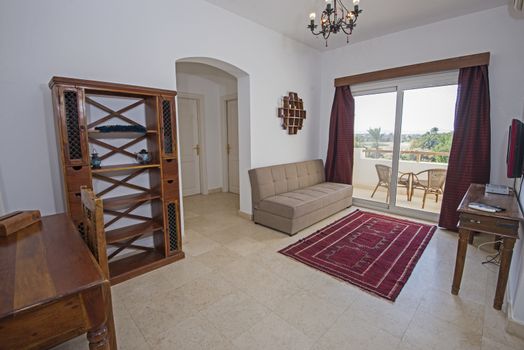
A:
367,127,382,149
410,127,452,163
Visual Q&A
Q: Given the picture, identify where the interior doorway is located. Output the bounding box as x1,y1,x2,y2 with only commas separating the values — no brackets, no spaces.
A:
178,94,204,196
175,57,251,232
223,96,239,194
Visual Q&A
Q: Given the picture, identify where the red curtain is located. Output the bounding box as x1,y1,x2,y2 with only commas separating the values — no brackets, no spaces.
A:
325,85,355,184
439,65,491,230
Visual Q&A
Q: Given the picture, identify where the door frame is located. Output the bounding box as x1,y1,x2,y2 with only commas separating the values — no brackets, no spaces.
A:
221,94,238,193
351,71,459,222
177,92,208,195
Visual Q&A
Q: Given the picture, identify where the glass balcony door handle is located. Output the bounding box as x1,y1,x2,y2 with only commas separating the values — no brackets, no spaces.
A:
193,144,200,156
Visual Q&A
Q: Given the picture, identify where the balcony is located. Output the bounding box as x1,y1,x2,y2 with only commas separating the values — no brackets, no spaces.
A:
353,148,449,214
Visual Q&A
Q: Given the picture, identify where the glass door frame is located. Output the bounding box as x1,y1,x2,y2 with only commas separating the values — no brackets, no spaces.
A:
351,71,459,222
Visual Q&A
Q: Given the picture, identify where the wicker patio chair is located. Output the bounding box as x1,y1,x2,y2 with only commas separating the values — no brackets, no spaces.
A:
412,169,447,209
371,164,411,203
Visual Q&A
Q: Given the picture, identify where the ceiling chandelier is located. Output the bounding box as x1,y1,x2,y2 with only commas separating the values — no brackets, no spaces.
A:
308,0,363,47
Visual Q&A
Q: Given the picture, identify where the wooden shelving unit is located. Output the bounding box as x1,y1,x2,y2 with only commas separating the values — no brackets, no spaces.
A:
50,76,184,284
278,92,307,135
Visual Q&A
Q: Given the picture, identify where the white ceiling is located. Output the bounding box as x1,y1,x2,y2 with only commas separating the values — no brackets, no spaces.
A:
202,0,509,51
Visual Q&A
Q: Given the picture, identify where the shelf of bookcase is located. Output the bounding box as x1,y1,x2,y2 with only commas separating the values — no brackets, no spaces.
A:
88,130,157,139
91,163,160,174
106,220,163,244
109,250,185,284
103,192,161,211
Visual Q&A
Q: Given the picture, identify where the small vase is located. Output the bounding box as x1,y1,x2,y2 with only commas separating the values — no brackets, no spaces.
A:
91,152,102,169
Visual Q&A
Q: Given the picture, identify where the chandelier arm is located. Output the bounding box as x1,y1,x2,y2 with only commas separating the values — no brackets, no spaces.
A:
340,26,352,36
310,30,326,36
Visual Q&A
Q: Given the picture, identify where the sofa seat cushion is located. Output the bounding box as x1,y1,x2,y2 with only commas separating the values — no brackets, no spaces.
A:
306,183,353,206
258,182,352,219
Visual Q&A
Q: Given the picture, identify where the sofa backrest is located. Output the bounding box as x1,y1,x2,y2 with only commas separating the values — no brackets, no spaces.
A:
248,159,325,209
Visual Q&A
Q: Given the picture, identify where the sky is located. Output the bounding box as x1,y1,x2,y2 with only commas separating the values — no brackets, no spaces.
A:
354,85,457,135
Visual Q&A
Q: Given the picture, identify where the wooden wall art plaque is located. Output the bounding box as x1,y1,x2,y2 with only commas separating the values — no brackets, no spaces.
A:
278,92,306,135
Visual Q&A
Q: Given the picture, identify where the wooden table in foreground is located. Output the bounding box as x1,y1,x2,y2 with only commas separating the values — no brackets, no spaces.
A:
0,214,114,349
452,183,522,310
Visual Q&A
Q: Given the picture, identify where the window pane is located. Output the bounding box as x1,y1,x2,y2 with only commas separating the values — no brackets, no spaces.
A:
353,91,397,204
397,85,457,213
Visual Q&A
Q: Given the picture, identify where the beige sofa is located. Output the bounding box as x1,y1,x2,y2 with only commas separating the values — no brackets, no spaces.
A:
248,159,353,235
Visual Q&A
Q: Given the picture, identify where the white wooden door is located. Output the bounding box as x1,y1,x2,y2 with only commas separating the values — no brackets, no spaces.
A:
226,99,239,194
178,97,201,196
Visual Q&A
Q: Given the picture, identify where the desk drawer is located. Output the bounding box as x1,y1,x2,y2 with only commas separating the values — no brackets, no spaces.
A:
460,213,519,236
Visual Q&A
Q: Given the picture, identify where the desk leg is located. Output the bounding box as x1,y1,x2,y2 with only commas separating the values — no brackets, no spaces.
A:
452,229,470,295
87,324,109,350
105,284,118,350
493,237,516,310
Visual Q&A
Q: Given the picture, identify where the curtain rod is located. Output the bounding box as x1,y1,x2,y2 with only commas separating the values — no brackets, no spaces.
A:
334,52,490,87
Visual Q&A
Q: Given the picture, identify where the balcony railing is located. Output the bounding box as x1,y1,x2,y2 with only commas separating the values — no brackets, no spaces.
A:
363,148,450,163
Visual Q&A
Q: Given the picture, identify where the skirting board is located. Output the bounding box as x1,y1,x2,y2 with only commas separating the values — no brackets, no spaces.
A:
238,210,252,221
208,187,223,194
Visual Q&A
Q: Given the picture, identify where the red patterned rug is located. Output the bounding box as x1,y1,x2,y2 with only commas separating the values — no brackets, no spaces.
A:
279,210,436,301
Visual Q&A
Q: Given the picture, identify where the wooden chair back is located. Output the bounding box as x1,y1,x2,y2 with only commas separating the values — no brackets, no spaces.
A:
80,186,109,279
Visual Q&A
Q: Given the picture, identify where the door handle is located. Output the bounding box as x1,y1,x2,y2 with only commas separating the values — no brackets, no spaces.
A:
193,144,200,156
226,144,231,154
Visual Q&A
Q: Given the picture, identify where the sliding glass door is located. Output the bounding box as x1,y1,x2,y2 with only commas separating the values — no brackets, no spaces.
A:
352,72,458,220
353,89,397,208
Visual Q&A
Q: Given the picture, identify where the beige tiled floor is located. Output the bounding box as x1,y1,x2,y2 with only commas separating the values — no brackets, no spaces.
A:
55,192,524,350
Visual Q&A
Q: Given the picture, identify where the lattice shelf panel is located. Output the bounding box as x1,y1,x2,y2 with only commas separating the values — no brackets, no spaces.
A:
278,92,306,135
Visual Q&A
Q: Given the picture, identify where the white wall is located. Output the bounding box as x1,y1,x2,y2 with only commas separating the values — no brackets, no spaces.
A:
319,5,524,330
176,62,237,192
0,0,321,216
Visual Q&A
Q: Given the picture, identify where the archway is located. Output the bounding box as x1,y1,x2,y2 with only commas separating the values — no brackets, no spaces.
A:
174,57,252,221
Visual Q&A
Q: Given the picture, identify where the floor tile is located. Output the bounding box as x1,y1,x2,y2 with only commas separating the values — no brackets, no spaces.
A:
193,246,243,270
232,312,314,350
147,314,234,350
200,290,270,340
312,310,402,350
272,290,348,342
402,306,482,350
183,229,221,257
173,272,235,311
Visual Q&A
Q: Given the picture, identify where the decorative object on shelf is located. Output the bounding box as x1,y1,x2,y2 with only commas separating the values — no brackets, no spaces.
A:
308,0,363,47
90,149,102,169
278,92,306,135
94,125,147,133
135,149,152,165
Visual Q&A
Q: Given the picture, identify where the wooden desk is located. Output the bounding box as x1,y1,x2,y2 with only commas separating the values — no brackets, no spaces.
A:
452,184,522,310
0,214,114,349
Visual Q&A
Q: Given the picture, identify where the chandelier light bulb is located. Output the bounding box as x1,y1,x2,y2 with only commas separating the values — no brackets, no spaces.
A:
353,0,360,5
309,12,316,21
